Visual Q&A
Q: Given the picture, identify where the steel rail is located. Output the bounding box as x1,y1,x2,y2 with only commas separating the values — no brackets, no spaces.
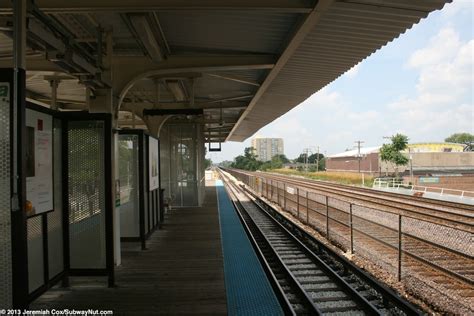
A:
220,170,389,315
233,170,473,233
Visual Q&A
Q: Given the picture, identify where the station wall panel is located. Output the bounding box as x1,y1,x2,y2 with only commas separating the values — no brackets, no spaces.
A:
68,121,106,269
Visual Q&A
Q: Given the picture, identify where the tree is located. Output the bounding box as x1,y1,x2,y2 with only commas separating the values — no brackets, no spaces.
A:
231,147,262,171
379,133,409,177
445,133,474,151
295,152,325,171
204,158,212,169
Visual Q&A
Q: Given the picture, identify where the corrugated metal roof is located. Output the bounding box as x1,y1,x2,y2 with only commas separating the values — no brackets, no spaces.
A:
328,146,381,158
157,11,299,54
228,0,450,141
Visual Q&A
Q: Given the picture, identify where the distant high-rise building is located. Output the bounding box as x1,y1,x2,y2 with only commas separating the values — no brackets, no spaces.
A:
251,137,284,161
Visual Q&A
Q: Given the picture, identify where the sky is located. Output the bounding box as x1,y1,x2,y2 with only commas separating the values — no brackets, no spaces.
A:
208,0,474,163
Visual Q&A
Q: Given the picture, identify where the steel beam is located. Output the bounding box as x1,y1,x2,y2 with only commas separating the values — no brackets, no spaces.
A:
204,73,260,87
0,0,313,14
122,100,247,110
143,108,203,116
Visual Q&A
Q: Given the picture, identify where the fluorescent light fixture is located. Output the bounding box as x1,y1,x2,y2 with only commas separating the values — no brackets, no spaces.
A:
129,15,163,63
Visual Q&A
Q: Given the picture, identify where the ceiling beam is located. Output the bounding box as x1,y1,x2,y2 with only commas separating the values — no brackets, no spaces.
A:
122,100,247,110
0,0,313,14
204,73,260,87
0,57,64,71
204,94,253,104
226,0,334,142
143,108,203,116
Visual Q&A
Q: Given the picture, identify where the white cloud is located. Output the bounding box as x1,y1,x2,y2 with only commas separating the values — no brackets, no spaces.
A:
388,27,473,141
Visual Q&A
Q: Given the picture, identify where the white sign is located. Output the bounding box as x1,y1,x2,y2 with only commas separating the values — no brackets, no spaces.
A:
286,186,295,195
149,137,159,191
26,109,53,216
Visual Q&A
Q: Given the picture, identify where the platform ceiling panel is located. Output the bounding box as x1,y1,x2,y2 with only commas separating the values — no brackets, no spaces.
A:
157,11,300,55
227,0,449,141
0,0,449,138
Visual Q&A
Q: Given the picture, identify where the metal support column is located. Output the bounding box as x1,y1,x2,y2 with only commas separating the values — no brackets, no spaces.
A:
325,196,329,238
277,182,280,206
296,188,300,218
398,214,402,281
12,0,28,308
49,79,60,110
270,179,272,201
306,191,309,224
283,183,286,210
350,204,354,254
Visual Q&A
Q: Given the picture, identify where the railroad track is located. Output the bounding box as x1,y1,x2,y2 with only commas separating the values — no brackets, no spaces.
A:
224,168,474,313
231,170,474,233
268,172,474,213
220,169,421,315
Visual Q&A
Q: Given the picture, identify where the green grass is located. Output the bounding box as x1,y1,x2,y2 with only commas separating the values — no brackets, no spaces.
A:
270,169,374,187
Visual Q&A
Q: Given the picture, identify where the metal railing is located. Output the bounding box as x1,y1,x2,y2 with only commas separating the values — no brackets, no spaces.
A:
373,178,474,199
228,170,473,291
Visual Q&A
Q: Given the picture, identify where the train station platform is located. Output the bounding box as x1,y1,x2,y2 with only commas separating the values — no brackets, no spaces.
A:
30,182,281,315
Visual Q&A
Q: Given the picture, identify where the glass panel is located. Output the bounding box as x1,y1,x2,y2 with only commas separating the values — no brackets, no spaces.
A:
68,121,106,269
0,81,12,307
48,118,63,277
118,134,140,238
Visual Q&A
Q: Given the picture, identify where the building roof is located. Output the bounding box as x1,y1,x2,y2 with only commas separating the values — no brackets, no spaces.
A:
328,146,381,158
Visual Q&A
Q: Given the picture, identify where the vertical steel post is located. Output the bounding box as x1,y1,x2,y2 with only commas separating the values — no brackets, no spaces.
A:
350,204,354,254
283,183,286,210
296,188,300,218
270,179,273,201
326,196,329,238
266,179,268,198
12,0,28,308
306,191,309,224
398,214,402,281
277,182,280,206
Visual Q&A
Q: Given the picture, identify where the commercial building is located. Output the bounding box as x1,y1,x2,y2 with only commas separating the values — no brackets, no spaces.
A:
325,143,474,190
251,137,284,161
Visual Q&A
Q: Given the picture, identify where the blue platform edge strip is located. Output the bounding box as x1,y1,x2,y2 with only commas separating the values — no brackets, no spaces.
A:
216,180,283,316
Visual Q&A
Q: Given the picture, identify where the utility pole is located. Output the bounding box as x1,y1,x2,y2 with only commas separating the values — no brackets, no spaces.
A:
316,146,320,172
354,140,364,173
303,148,310,172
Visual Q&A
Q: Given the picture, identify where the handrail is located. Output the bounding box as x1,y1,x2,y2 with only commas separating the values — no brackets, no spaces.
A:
373,179,474,199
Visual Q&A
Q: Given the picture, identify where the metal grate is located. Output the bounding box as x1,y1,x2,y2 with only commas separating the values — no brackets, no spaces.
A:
27,216,44,293
0,81,12,307
68,121,106,269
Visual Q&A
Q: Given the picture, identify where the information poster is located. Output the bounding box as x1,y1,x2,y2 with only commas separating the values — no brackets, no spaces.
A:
149,137,159,191
26,109,53,216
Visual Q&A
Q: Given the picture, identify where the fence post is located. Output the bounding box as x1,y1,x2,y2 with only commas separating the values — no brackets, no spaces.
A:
398,214,402,282
350,203,354,255
277,181,280,206
297,188,300,219
283,183,286,210
326,196,329,238
266,179,269,197
306,191,309,224
269,179,273,201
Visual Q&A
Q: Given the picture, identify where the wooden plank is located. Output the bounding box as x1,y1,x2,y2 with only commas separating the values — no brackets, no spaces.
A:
31,185,227,314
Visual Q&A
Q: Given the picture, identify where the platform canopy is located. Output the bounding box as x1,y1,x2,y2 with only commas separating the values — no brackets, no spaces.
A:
0,0,449,142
